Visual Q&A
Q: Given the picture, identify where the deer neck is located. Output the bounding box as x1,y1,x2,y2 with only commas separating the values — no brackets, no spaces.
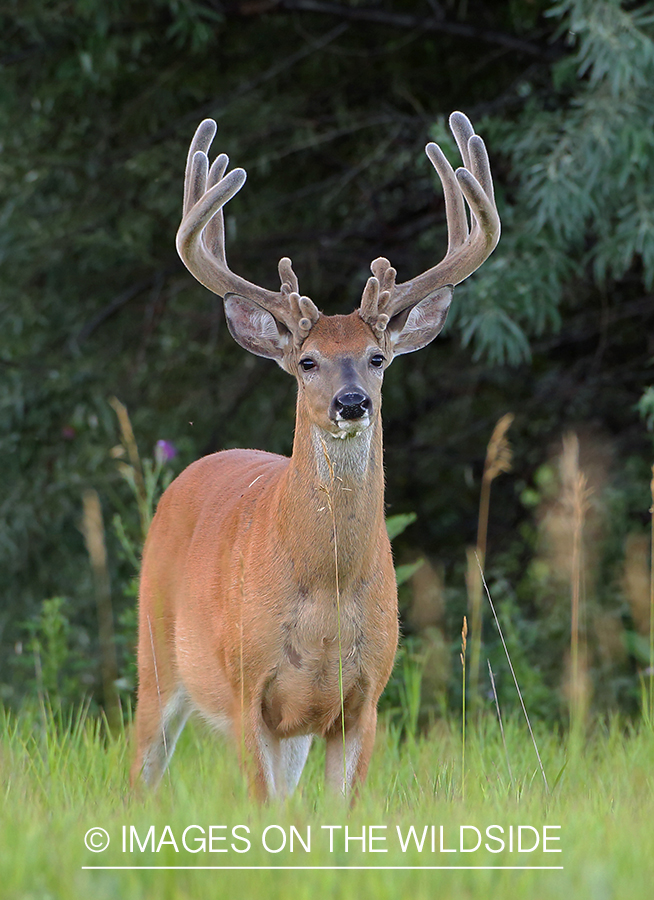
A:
276,400,385,583
293,401,383,491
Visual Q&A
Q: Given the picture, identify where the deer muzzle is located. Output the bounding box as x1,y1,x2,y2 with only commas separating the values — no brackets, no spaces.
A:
331,390,372,422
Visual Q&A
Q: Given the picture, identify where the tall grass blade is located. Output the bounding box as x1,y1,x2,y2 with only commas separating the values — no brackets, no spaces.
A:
487,658,514,788
649,464,654,724
82,489,120,732
460,616,467,802
475,553,549,793
319,440,347,796
469,413,513,706
561,433,592,741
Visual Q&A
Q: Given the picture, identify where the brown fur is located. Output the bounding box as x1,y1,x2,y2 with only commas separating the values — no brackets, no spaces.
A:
131,313,398,799
133,110,499,799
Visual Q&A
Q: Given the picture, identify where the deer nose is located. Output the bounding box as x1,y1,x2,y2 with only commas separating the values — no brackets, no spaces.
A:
332,390,372,421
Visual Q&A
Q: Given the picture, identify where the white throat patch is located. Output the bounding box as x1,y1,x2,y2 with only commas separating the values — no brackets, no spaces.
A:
311,424,374,484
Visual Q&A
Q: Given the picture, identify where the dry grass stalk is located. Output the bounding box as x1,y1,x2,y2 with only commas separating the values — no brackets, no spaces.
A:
82,489,120,732
478,413,515,562
560,434,592,738
238,554,248,793
476,553,549,793
109,396,150,540
109,396,143,485
487,659,514,788
145,613,168,778
468,413,514,704
622,533,651,636
649,464,654,722
460,615,468,802
319,439,347,794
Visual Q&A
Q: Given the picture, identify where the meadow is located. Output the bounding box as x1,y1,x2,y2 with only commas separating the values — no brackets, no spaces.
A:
3,417,653,900
2,701,652,900
3,6,654,899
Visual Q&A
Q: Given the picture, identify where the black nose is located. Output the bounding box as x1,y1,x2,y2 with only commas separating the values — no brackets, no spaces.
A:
333,390,372,420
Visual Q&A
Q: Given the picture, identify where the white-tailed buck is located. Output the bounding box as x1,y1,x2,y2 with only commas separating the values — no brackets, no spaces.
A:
131,112,500,798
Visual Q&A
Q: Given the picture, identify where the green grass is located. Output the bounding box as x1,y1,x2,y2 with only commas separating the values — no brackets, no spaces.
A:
1,704,653,899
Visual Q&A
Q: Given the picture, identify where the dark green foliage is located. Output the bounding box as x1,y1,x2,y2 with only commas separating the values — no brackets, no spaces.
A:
1,1,653,725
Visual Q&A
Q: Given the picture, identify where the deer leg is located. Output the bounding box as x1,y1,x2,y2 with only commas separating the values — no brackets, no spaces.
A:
239,705,312,800
241,712,281,801
131,583,193,788
278,735,313,796
131,684,191,788
324,702,377,797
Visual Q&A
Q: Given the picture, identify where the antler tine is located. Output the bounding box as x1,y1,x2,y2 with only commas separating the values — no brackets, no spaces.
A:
203,151,229,264
183,119,215,214
449,110,474,172
176,119,319,340
467,132,495,206
425,141,468,253
364,112,500,326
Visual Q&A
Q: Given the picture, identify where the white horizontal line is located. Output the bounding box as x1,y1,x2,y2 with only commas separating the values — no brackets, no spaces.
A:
82,866,564,871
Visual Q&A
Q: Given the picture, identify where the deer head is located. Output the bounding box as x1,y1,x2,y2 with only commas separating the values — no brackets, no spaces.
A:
176,113,500,441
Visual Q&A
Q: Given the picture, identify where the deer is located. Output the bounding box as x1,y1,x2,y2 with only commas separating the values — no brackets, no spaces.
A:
130,111,500,800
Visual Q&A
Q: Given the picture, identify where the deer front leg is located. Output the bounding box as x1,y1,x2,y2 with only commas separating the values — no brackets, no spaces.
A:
239,706,312,801
130,602,191,788
131,684,191,788
279,735,313,794
324,701,378,798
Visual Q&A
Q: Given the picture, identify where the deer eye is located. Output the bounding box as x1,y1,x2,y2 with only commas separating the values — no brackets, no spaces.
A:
299,358,317,372
370,354,385,368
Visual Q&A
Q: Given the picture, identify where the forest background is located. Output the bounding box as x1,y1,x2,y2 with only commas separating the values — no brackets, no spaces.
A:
1,0,654,730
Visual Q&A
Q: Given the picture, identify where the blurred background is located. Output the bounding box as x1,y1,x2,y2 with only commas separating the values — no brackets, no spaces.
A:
1,0,653,731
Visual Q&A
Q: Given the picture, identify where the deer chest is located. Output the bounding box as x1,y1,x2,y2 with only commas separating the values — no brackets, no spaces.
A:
259,596,369,737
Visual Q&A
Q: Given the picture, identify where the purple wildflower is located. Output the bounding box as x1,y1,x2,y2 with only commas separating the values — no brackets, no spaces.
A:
155,439,178,464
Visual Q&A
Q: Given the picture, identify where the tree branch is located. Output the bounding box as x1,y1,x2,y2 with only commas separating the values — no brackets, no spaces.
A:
77,274,167,343
270,0,558,60
139,20,350,155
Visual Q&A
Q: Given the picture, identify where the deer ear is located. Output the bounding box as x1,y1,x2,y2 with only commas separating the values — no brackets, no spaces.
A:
224,293,291,361
387,285,454,356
